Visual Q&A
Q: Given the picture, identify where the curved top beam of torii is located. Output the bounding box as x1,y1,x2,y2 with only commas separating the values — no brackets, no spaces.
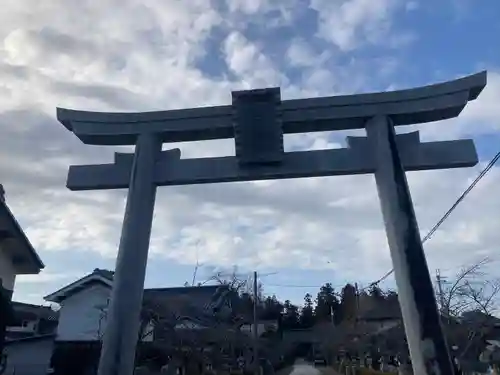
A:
56,71,487,146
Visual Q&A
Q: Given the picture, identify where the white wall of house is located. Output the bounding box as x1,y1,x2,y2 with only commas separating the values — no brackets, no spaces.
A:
56,283,111,341
55,282,155,342
5,337,54,375
0,244,16,291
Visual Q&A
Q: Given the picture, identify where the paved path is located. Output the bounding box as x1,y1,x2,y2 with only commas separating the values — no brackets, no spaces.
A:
281,359,340,375
289,359,321,375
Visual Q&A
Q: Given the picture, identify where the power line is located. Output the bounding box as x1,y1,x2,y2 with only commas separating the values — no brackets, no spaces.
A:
367,150,500,288
229,153,499,292
265,283,326,288
259,272,279,278
265,283,345,289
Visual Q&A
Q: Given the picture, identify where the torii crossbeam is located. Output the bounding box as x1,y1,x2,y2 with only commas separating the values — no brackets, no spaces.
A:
57,71,487,375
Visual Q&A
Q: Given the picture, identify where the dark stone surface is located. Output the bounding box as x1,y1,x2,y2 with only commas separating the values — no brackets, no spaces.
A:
232,88,283,165
367,116,454,375
385,119,453,375
96,133,162,375
66,137,477,190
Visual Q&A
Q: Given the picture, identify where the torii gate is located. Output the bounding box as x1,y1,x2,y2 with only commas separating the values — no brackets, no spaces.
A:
57,71,487,375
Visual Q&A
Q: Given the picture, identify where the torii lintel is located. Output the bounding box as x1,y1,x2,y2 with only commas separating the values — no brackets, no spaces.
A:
65,131,478,190
56,71,486,146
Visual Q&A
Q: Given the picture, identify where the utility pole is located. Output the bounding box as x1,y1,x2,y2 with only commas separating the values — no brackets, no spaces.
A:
191,258,200,286
436,269,445,316
253,271,259,375
191,240,201,286
355,283,360,325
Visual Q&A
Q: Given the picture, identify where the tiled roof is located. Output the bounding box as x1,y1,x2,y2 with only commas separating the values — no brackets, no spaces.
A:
142,285,237,326
358,300,401,321
92,268,114,281
44,267,239,327
44,269,113,303
87,269,236,320
461,310,500,325
11,301,59,320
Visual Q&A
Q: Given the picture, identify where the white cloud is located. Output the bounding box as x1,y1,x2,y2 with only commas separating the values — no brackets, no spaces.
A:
310,0,400,51
460,72,500,132
223,0,299,29
223,31,288,89
227,0,267,15
16,272,74,284
286,39,325,68
413,72,500,140
0,0,498,303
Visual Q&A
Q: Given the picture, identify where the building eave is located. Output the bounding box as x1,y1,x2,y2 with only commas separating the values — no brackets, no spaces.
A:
43,273,112,303
0,200,44,274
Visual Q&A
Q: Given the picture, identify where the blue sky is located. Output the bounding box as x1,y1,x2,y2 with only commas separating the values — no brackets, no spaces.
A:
1,0,499,307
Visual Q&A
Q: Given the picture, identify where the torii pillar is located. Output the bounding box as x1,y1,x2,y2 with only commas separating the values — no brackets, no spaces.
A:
57,71,487,375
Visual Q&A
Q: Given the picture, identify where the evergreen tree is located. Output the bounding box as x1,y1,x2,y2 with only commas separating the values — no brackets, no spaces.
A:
339,283,357,323
314,283,340,324
261,295,283,319
300,293,314,328
282,300,300,329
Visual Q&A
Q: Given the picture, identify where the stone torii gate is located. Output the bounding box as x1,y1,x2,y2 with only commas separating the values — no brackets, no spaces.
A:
57,71,487,375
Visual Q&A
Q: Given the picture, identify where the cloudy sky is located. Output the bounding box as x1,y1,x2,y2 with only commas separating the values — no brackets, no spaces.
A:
3,0,500,305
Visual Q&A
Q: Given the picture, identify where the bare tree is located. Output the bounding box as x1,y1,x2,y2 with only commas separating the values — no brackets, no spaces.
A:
138,299,180,342
436,257,492,320
435,257,500,360
140,283,253,372
460,278,500,315
456,278,500,360
207,266,252,294
92,297,179,344
203,266,271,372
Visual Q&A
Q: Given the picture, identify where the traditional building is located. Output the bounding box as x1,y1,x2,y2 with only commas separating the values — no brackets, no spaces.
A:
6,302,58,340
41,268,242,375
3,303,58,375
0,184,45,368
0,185,44,296
357,298,402,333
